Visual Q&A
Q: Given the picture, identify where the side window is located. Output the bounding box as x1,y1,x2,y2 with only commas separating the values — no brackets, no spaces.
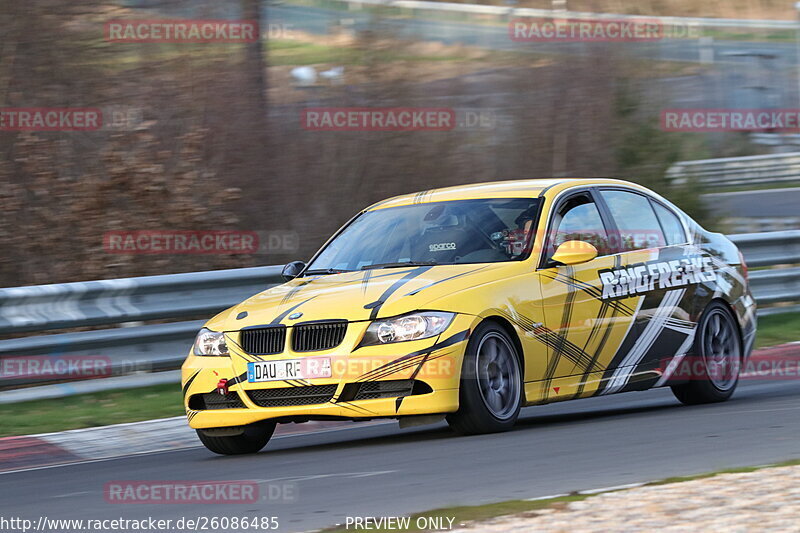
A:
548,194,611,258
599,190,666,251
652,201,687,246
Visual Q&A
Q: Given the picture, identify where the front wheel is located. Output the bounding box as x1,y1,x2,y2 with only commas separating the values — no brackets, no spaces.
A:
671,301,742,405
447,322,522,435
197,423,276,455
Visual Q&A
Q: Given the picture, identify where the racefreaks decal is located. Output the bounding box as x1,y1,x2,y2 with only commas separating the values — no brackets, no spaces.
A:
599,255,716,299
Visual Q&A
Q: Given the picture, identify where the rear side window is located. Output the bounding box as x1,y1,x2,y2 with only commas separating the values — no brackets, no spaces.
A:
598,190,666,251
652,202,687,246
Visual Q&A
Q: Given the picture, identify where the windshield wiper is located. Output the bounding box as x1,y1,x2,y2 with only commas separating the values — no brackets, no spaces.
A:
361,261,439,270
303,268,352,276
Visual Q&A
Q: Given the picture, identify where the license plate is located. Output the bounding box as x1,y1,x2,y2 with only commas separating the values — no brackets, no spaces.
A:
247,358,332,383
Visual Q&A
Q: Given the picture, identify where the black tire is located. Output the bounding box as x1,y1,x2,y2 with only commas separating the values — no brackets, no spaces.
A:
447,322,523,435
671,301,742,405
196,423,276,455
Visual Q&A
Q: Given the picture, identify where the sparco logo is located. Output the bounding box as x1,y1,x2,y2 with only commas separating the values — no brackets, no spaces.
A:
429,242,457,252
599,256,716,299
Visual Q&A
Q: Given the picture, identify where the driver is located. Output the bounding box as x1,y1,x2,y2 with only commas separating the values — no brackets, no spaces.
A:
493,206,537,257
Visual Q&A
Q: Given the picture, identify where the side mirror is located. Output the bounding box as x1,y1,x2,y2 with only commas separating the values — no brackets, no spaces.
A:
550,240,598,266
281,261,306,281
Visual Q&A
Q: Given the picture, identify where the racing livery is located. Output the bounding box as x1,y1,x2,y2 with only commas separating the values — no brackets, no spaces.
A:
182,178,757,454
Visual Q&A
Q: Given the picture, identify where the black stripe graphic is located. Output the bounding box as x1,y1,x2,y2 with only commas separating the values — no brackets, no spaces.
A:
271,296,317,325
542,265,577,400
226,334,260,362
182,370,201,399
281,278,315,305
355,350,457,384
490,309,595,378
394,351,434,412
225,371,248,387
404,266,488,296
573,255,624,398
355,330,470,383
538,270,635,316
361,269,373,295
337,401,377,415
364,266,434,320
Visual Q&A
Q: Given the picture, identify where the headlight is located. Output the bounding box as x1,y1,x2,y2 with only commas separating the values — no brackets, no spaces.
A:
362,312,455,345
192,328,229,356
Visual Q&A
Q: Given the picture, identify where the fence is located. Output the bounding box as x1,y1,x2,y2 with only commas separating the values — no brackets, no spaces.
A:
667,152,800,189
335,0,797,30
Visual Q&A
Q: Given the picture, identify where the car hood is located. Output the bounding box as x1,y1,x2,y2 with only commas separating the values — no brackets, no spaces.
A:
219,263,509,330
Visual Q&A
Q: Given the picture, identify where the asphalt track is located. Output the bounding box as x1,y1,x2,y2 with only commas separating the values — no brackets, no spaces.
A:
4,379,800,532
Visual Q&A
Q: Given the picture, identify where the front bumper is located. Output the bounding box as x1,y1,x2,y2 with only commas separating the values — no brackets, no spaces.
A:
181,314,473,429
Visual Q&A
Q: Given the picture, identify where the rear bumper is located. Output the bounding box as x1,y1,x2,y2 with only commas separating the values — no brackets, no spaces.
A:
733,289,757,360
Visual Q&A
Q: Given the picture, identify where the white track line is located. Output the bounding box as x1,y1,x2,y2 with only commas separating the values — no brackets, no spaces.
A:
0,421,395,476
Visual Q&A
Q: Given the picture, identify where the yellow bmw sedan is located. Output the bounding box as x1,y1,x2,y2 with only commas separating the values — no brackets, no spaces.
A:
182,178,756,454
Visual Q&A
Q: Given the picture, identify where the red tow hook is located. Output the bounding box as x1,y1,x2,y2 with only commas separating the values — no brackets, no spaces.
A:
217,379,229,396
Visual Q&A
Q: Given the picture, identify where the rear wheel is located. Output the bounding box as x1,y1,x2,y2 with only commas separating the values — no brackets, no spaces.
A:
196,423,276,455
447,322,522,435
671,302,742,405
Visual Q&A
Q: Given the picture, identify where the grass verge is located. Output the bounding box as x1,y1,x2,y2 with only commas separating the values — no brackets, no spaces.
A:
0,383,183,438
755,311,800,349
321,459,800,532
321,495,593,533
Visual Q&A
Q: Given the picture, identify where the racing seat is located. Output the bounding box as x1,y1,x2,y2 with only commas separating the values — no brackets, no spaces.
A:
414,225,484,263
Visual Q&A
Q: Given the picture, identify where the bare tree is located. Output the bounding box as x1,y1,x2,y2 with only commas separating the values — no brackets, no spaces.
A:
241,0,267,128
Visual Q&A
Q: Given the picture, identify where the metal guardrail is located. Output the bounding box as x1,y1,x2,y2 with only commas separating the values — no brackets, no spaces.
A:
0,266,285,391
344,0,798,30
0,231,797,396
749,267,800,306
667,152,800,188
729,230,800,267
0,265,283,335
0,321,206,388
724,217,800,234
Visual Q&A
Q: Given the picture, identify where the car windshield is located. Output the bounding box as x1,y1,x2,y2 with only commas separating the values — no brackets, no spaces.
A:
305,198,540,273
